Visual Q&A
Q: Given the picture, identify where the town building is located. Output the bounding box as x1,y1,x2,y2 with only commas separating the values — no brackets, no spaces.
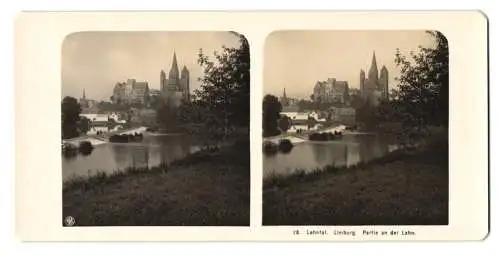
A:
348,88,362,97
80,113,109,126
313,78,349,104
160,52,190,108
149,89,162,98
360,52,389,105
112,79,150,105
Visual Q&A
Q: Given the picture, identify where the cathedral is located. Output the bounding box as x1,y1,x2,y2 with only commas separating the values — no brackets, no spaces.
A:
160,52,190,107
360,52,389,106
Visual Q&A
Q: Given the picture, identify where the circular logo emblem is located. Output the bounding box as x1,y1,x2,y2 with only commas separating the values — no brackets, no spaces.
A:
64,216,75,226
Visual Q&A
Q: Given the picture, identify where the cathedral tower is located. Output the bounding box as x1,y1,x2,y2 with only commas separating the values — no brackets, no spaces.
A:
168,52,180,87
379,66,389,99
160,70,166,92
368,51,379,86
180,65,190,101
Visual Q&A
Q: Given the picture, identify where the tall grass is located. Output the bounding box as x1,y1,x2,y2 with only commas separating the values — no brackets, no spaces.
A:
263,147,414,189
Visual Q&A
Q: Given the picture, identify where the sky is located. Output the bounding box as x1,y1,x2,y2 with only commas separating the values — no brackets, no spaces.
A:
62,31,241,101
263,30,437,99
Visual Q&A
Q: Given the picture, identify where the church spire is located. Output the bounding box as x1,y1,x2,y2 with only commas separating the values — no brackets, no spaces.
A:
168,51,179,80
172,51,178,69
371,51,378,72
82,88,86,99
368,51,379,83
283,87,287,99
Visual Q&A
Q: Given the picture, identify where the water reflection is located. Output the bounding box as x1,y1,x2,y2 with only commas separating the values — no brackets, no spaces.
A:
62,134,199,181
263,134,397,178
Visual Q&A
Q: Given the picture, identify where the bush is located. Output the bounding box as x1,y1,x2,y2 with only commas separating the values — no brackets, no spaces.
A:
263,141,279,156
146,126,158,132
308,131,342,141
278,139,294,153
109,133,144,143
78,141,94,156
62,143,78,158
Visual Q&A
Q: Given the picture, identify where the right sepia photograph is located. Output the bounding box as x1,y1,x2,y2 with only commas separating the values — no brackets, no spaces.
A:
262,30,449,226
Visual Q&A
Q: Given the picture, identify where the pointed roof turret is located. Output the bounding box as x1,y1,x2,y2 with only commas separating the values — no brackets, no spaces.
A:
368,51,379,81
168,51,179,80
370,51,378,71
181,65,189,77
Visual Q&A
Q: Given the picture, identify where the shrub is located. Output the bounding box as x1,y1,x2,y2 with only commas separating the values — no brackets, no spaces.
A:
263,141,279,156
109,133,143,143
62,143,78,158
78,141,94,156
308,131,342,141
278,139,294,153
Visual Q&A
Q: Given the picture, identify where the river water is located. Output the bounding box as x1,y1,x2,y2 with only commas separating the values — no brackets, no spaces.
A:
263,133,399,178
62,134,199,181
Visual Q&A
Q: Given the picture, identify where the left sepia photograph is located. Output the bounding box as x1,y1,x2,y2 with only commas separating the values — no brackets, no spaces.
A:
61,31,250,226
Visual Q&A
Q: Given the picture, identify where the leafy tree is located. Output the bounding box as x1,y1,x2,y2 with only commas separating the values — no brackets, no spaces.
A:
356,99,376,127
78,116,91,135
262,94,282,137
149,94,163,110
188,32,250,145
392,31,449,129
156,99,179,130
349,94,365,110
278,115,291,133
61,96,81,139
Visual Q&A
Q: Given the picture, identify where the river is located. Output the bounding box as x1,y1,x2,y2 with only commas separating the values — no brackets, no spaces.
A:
62,133,199,181
263,133,399,178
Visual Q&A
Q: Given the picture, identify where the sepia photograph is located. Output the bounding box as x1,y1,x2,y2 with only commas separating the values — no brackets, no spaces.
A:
15,11,487,242
60,31,250,226
262,30,449,225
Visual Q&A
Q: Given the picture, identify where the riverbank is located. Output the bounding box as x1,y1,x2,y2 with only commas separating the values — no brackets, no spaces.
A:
63,126,149,147
63,138,250,226
263,135,448,225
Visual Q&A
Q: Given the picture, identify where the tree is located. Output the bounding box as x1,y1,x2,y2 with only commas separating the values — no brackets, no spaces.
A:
356,99,376,127
78,116,91,135
149,95,163,110
392,31,449,129
262,94,282,137
187,32,250,146
156,99,179,130
278,115,291,133
61,96,81,139
350,94,365,110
